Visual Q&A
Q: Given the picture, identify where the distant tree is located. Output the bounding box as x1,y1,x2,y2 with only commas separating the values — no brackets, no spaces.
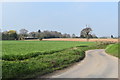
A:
19,29,28,38
72,34,76,38
111,35,114,38
37,29,42,39
40,30,64,38
8,30,18,40
18,34,24,40
99,36,108,39
2,31,8,40
29,32,36,38
62,33,70,38
38,30,41,33
80,26,92,41
2,30,18,40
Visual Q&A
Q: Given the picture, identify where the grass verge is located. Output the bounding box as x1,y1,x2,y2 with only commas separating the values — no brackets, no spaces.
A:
105,43,119,58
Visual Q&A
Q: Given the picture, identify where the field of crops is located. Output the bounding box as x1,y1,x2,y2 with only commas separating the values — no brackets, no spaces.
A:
2,41,94,60
2,41,108,80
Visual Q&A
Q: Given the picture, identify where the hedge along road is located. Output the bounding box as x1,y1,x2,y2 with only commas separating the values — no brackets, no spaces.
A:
41,49,118,78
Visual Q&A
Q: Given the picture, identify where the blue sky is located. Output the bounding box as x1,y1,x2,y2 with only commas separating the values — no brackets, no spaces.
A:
1,2,118,37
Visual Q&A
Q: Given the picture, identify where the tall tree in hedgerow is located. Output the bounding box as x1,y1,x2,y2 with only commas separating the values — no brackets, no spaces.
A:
80,26,92,41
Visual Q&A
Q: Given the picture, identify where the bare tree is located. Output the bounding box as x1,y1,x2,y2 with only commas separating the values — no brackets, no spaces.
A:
62,33,70,38
19,29,28,38
29,32,37,38
80,26,92,41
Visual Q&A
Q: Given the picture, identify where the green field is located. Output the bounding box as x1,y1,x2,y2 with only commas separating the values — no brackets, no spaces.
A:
2,41,94,60
105,43,119,58
2,41,108,79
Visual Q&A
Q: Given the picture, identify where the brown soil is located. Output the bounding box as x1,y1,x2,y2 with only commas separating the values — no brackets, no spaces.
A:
24,38,118,42
43,38,118,42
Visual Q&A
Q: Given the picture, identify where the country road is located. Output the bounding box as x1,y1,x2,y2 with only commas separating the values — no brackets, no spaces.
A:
40,49,118,78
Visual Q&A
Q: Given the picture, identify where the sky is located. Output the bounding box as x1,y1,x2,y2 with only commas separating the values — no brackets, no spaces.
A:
0,0,119,2
1,2,118,37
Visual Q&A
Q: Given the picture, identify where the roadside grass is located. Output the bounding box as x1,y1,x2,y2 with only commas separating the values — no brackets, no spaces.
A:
105,43,119,58
2,41,108,80
3,48,85,79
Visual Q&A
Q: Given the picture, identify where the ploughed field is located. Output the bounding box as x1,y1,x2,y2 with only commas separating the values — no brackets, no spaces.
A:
43,38,118,42
2,41,107,79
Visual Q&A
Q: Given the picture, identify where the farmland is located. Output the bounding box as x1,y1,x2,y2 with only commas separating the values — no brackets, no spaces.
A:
43,38,118,42
2,40,108,79
2,41,94,60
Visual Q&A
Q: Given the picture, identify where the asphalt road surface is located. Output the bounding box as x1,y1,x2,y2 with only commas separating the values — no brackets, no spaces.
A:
41,49,118,78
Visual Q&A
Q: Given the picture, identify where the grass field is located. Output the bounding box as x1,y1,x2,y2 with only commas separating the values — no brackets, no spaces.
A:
105,43,119,58
2,40,108,80
2,41,94,60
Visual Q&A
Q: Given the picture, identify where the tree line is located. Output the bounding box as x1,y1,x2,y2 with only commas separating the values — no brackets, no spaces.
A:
1,29,71,40
1,27,98,40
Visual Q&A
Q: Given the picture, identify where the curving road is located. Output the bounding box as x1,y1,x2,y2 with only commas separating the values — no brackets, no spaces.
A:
41,49,118,78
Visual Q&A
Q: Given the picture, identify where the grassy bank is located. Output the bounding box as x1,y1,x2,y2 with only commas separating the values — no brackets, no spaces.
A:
105,43,119,58
2,41,108,80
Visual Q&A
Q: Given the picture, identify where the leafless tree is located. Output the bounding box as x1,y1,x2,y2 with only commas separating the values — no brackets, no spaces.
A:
19,29,28,38
80,26,92,41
